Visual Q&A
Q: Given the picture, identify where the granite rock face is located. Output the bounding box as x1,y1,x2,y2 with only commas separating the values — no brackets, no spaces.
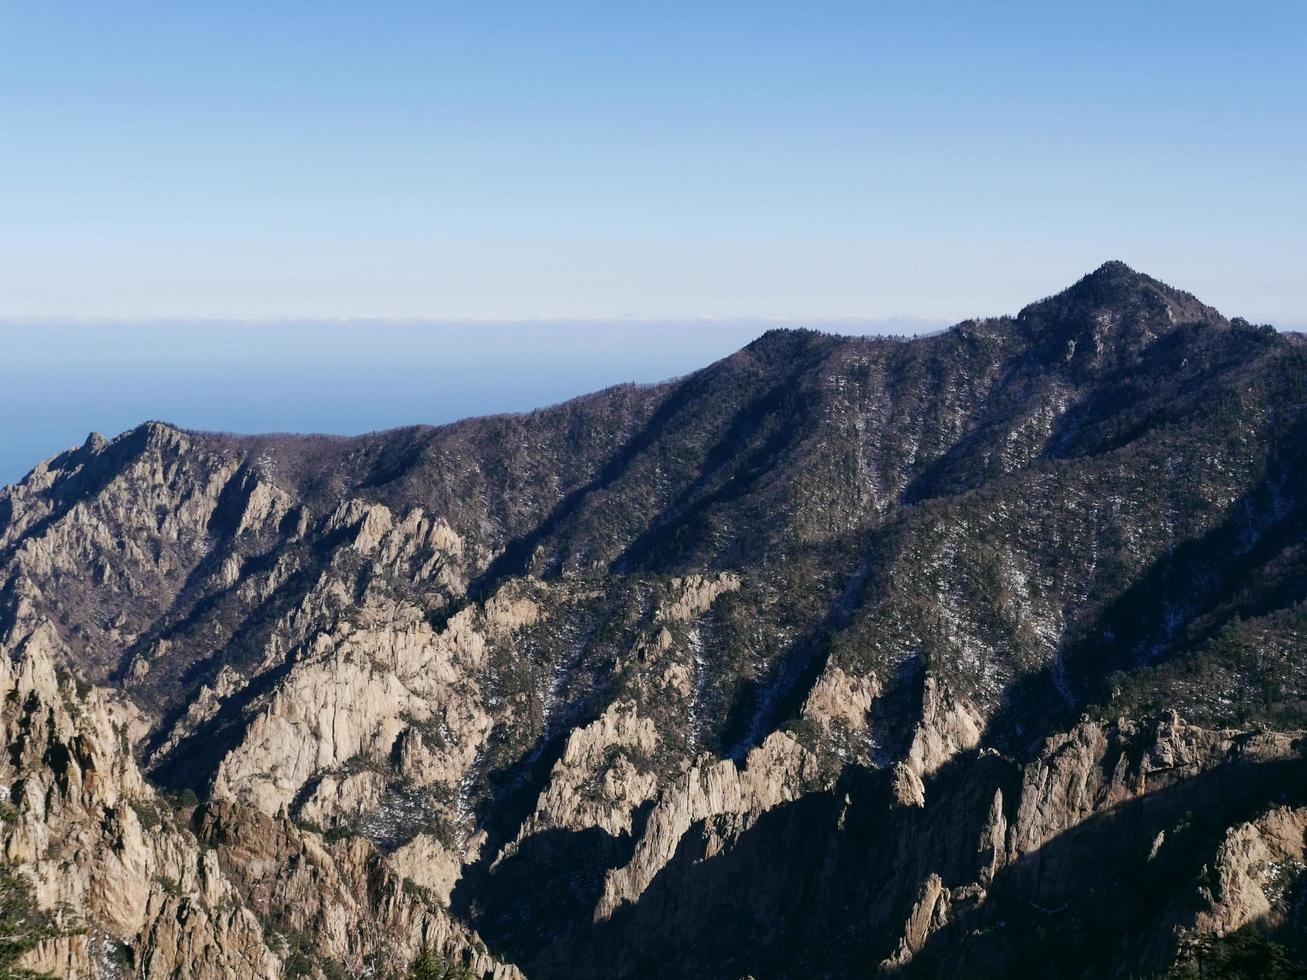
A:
0,620,515,979
3,264,1307,977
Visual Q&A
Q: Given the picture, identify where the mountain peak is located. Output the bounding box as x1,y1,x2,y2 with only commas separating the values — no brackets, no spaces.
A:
1032,260,1168,311
1089,258,1139,278
1014,262,1225,369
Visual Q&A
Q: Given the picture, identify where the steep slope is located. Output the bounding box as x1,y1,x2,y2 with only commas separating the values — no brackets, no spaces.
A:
2,262,1306,977
0,619,517,979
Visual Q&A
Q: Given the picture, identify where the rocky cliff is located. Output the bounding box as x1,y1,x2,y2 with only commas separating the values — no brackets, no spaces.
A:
2,262,1306,977
0,617,516,979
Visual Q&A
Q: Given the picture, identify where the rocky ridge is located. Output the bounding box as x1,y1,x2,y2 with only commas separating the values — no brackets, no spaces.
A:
0,615,519,977
2,263,1306,976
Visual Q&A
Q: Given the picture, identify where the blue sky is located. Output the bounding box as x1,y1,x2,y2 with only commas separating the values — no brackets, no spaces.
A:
1,1,1303,322
0,3,1304,484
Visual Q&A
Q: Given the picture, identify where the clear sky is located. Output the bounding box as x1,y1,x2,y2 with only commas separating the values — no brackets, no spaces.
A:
1,1,1304,324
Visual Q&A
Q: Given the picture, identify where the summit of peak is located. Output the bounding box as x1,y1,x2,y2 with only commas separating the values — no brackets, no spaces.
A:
1012,262,1225,370
1089,258,1139,278
1038,260,1166,310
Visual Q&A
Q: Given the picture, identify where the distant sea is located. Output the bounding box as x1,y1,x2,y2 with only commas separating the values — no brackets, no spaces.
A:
0,318,943,487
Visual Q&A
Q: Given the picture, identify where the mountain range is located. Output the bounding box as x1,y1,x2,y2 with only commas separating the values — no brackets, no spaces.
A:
2,261,1306,978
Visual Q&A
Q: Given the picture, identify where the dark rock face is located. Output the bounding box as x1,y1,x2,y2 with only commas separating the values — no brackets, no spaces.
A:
2,262,1307,978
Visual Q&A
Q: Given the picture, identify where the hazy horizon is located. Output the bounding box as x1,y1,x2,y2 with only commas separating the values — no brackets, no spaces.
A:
0,317,949,488
6,264,1305,489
